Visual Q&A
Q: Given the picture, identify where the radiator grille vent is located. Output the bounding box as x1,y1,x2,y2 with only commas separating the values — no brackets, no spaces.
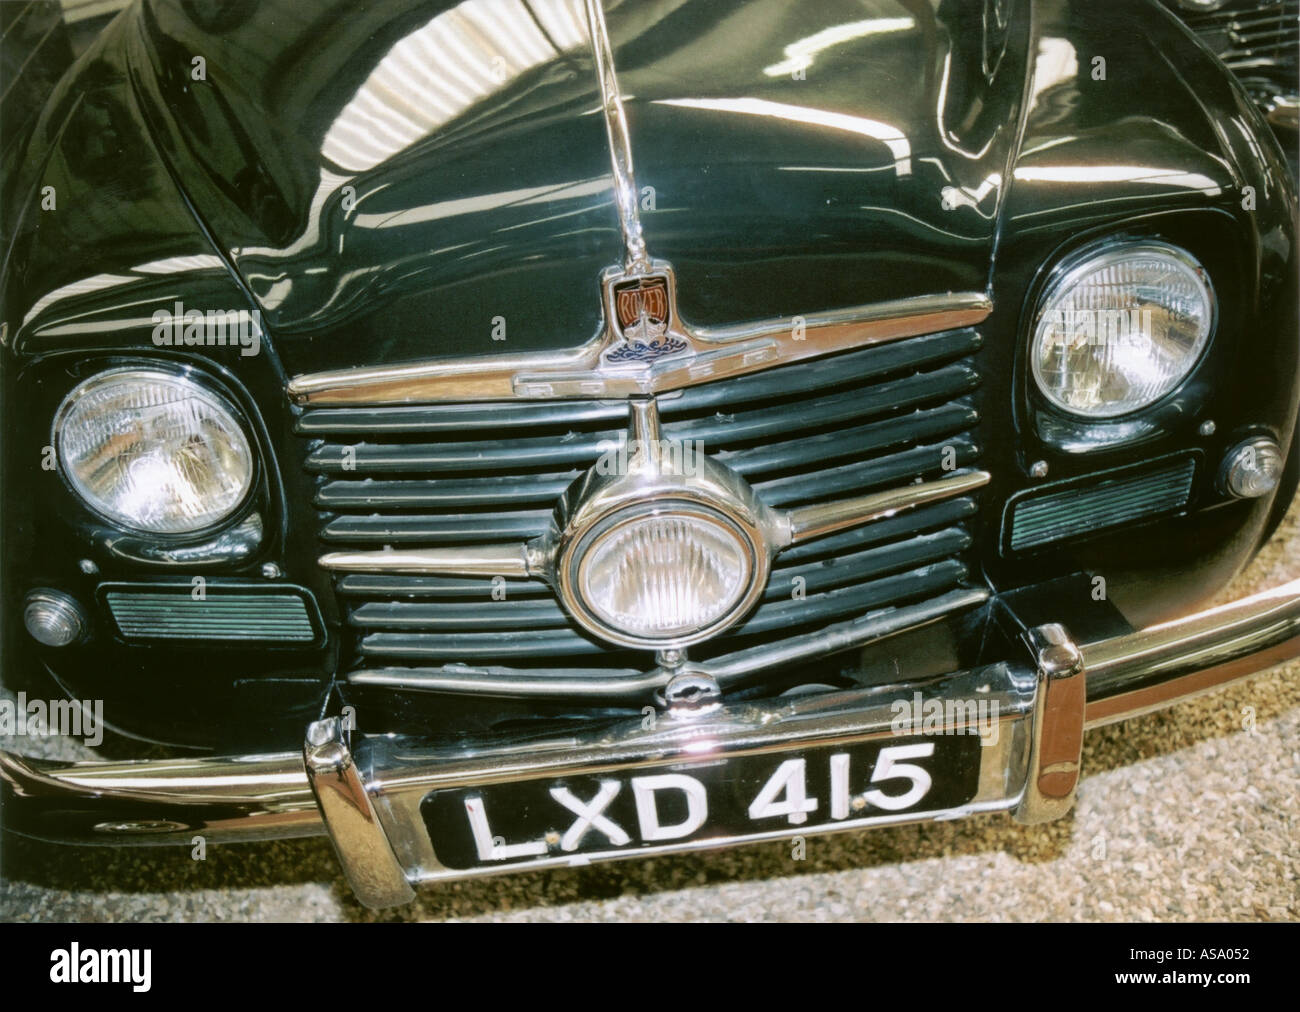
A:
299,329,986,671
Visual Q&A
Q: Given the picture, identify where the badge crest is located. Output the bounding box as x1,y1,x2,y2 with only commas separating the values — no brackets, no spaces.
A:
601,270,690,368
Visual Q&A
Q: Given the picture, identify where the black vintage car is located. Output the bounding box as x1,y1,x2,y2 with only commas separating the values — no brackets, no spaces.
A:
1,0,1297,908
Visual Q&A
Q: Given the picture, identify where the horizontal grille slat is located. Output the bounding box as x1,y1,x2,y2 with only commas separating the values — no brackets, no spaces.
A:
754,439,980,507
300,327,987,676
361,628,612,659
306,433,617,475
351,599,570,630
316,473,579,509
321,510,552,544
335,574,553,598
296,400,629,436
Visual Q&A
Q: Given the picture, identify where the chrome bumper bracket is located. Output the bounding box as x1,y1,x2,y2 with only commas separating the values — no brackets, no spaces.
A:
303,717,414,908
1015,624,1086,825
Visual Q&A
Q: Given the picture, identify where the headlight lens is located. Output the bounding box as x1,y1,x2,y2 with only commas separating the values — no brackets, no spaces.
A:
54,368,254,535
1030,241,1214,419
575,509,753,645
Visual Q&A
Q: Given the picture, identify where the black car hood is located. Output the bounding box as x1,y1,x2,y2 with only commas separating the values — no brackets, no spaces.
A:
130,0,1030,376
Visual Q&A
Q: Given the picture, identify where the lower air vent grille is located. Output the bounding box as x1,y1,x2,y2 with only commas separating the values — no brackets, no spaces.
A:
104,586,321,643
1006,455,1197,553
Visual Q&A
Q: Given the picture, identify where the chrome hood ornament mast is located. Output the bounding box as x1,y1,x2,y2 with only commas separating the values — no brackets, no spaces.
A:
587,0,648,276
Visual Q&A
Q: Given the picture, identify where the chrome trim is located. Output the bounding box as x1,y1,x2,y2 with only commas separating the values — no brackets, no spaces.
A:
1082,575,1300,728
0,748,322,844
585,0,647,272
1014,624,1085,825
1266,94,1299,131
785,470,991,545
318,543,534,577
285,289,992,405
362,660,1038,889
304,717,414,908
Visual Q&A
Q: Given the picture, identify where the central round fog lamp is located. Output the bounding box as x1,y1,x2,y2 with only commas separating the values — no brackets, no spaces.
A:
572,508,756,648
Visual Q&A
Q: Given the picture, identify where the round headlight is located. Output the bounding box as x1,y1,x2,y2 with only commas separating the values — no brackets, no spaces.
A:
571,507,756,648
1030,241,1214,419
54,368,254,535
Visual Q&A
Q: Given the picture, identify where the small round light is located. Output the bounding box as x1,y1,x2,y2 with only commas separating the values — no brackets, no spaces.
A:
24,590,87,647
1221,437,1284,499
1172,0,1228,12
54,368,254,536
573,508,755,647
1031,241,1215,419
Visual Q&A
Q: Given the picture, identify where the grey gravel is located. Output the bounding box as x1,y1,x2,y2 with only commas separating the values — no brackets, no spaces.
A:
2,499,1298,922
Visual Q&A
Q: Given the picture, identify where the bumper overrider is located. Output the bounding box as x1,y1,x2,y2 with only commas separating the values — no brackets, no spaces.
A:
3,574,1299,908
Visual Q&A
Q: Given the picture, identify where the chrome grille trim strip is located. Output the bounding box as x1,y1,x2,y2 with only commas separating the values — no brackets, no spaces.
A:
285,291,991,405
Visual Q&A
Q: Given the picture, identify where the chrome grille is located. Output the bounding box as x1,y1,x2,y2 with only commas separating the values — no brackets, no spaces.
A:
1182,0,1299,106
299,328,984,671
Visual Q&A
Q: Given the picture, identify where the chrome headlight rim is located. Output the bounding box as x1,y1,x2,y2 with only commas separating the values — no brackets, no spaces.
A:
52,363,259,540
1029,238,1217,421
557,499,766,651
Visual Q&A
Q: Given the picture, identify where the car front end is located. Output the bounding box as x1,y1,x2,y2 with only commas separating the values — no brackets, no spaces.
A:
2,0,1298,908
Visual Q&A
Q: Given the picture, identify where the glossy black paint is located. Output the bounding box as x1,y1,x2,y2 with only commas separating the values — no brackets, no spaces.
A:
0,0,1296,750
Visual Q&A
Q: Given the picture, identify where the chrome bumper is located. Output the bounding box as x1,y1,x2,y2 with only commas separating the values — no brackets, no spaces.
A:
4,575,1300,907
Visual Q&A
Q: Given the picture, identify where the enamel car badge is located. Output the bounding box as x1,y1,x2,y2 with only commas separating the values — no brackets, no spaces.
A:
600,269,690,368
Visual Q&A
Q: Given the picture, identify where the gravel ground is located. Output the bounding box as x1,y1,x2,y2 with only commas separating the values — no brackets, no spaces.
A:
2,501,1297,922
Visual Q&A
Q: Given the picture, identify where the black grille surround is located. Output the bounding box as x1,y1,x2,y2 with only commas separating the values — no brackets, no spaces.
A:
298,328,986,680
